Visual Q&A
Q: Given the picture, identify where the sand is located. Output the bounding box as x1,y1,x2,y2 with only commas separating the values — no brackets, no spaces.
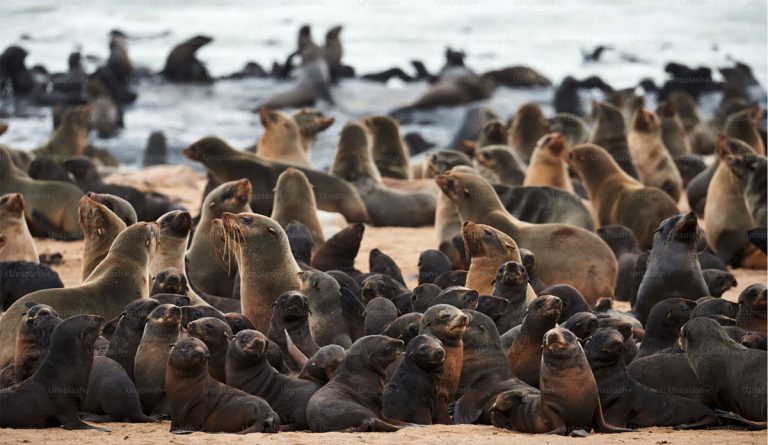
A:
3,165,766,444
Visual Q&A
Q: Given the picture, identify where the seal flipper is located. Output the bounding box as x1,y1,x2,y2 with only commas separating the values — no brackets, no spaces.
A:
340,287,366,341
284,329,308,369
591,402,634,433
708,410,768,431
452,390,485,424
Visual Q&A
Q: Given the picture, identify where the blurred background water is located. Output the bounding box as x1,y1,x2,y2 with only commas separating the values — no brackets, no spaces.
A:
1,0,766,168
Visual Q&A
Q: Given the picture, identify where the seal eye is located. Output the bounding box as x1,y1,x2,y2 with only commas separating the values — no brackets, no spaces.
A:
242,216,253,225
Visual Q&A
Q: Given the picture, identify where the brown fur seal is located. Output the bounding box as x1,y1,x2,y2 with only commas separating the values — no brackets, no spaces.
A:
161,35,213,83
293,108,334,153
420,304,469,423
299,269,364,347
105,298,160,381
267,290,319,359
492,261,530,332
134,303,181,415
78,195,126,280
12,303,59,384
271,168,325,252
585,327,718,428
627,109,683,201
187,317,232,383
523,133,574,194
86,192,137,226
737,283,767,334
331,122,435,227
221,212,301,333
382,334,445,424
257,108,311,167
590,101,639,178
0,193,37,262
437,171,617,301
508,103,548,162
656,99,693,158
306,335,406,432
33,105,90,161
226,329,319,430
636,298,696,358
310,222,364,274
363,115,411,180
724,106,765,155
667,90,714,155
0,222,158,368
569,143,678,248
473,145,527,186
186,179,251,298
166,337,280,433
0,315,107,431
728,153,767,227
298,344,347,385
626,353,716,408
491,327,631,434
184,136,371,222
506,295,562,386
681,317,767,421
0,146,83,239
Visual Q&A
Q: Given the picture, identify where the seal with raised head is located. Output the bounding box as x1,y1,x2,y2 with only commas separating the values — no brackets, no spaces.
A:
508,103,548,162
299,269,364,348
506,295,562,387
736,283,767,334
472,144,527,186
267,290,319,359
627,109,683,201
523,133,574,194
104,298,160,381
33,105,90,161
306,335,406,432
256,108,311,167
161,35,213,83
0,193,37,262
271,167,325,252
310,222,364,274
166,337,280,433
362,115,411,180
187,317,232,383
134,303,181,415
590,100,639,178
78,194,126,280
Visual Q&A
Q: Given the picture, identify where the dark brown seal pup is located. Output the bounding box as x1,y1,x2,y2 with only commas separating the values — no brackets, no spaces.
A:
431,286,479,310
298,344,347,385
585,327,718,428
491,262,528,330
681,317,767,421
306,335,406,432
737,283,767,334
382,334,445,424
636,298,696,358
166,337,280,433
597,224,643,302
0,315,107,431
299,269,364,348
82,355,157,423
369,248,406,285
267,290,319,359
187,317,232,383
491,327,631,434
364,297,399,335
226,329,319,430
590,100,639,178
633,213,708,325
310,222,364,274
161,35,213,83
383,313,424,345
506,295,562,387
418,249,453,285
561,312,599,340
105,298,160,381
134,303,181,415
11,303,59,384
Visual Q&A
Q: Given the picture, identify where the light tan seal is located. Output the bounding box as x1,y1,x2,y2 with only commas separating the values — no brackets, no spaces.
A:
33,105,90,161
257,107,311,167
271,167,325,253
220,212,301,333
293,108,335,154
568,143,679,249
0,145,83,239
362,115,411,180
627,109,683,202
79,194,126,280
508,103,548,162
0,222,158,368
723,105,765,155
523,133,574,194
0,193,37,262
436,170,617,301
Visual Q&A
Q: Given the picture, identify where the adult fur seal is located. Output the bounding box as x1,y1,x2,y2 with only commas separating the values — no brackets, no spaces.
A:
78,194,126,280
0,145,83,239
363,115,411,180
331,122,435,227
166,337,280,433
306,335,406,432
184,136,370,223
382,334,445,424
681,317,767,421
134,303,181,415
508,103,548,162
523,133,574,194
256,108,310,167
33,105,90,161
569,143,678,248
506,295,562,387
437,171,617,301
0,315,107,431
492,327,631,434
633,213,708,324
161,35,213,83
0,193,38,262
0,222,158,368
271,168,325,252
627,109,683,201
293,108,334,154
226,329,319,430
590,101,639,178
220,212,301,333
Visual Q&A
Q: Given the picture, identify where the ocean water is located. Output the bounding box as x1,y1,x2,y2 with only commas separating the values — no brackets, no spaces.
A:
1,0,766,168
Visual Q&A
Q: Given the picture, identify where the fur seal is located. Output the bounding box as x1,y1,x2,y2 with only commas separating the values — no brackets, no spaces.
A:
656,99,692,158
437,171,617,301
508,103,548,162
0,261,63,311
299,269,364,347
492,261,529,332
184,136,370,223
0,146,83,239
727,153,767,227
666,90,714,155
418,249,453,285
86,192,137,226
285,221,313,268
134,303,181,415
506,295,562,387
549,113,590,147
267,290,319,359
33,105,90,161
364,297,399,335
0,315,107,431
271,168,325,252
105,298,160,381
166,337,280,433
11,303,59,384
0,222,158,368
293,108,334,153
78,194,126,280
0,193,37,262
298,344,347,385
702,269,737,298
362,115,411,180
636,298,696,358
306,335,406,432
627,353,716,408
226,329,319,430
186,179,251,298
491,327,631,434
561,312,598,340
310,223,364,274
736,283,767,334
143,131,167,166
681,317,767,421
569,143,678,248
187,317,232,382
596,224,642,302
523,133,574,194
627,109,683,201
431,286,478,310
81,354,156,423
161,35,213,83
473,144,527,186
724,106,765,155
382,334,445,424
585,327,718,428
256,108,310,167
220,212,301,333
590,101,639,178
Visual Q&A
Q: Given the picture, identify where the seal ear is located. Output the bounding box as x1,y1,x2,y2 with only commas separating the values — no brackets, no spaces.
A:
463,187,470,197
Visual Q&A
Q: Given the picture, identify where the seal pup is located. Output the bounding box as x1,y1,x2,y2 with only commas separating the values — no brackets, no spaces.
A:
306,335,406,432
257,108,311,167
85,192,137,226
627,109,683,201
492,261,530,332
134,303,181,415
0,315,107,431
636,298,696,358
187,317,232,383
226,329,319,430
0,193,38,262
105,298,160,381
310,223,364,274
727,153,767,228
736,283,767,334
297,344,347,385
596,225,643,302
161,35,213,83
143,131,167,166
267,290,319,360
10,303,59,385
724,106,765,155
299,269,364,348
472,145,527,186
166,337,280,433
271,168,325,252
569,143,678,248
418,249,453,285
